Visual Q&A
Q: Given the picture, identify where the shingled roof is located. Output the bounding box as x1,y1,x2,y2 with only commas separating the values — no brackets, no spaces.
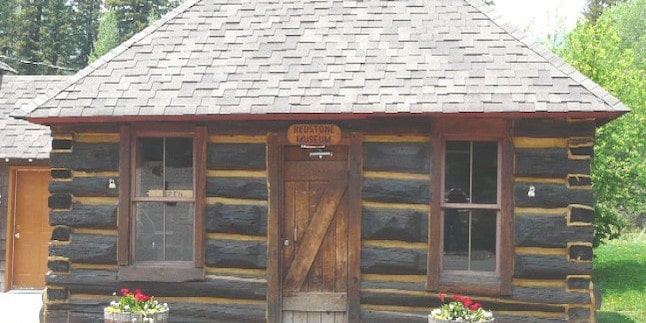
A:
21,0,628,122
1,75,66,159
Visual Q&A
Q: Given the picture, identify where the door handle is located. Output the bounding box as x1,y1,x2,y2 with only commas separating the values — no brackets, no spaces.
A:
14,232,20,239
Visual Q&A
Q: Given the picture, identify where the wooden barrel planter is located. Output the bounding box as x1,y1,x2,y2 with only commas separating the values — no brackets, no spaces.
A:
104,308,169,323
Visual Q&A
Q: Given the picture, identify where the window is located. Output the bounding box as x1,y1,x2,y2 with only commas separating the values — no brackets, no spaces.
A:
443,141,499,273
118,126,206,281
428,119,512,295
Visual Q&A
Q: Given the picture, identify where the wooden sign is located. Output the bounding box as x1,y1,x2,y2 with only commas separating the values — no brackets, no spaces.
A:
288,124,342,145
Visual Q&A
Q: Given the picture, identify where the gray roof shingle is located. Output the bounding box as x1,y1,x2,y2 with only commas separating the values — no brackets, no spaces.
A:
22,0,629,120
1,75,66,159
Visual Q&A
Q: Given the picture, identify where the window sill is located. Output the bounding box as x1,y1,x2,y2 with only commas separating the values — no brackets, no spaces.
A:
119,265,204,282
438,273,502,296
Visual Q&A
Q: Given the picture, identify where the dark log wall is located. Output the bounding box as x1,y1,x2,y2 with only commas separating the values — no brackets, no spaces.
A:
360,137,432,321
44,118,597,323
44,131,268,322
513,119,596,323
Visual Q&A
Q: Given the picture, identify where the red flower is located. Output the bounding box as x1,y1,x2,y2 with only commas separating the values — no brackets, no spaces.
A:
452,294,462,301
120,288,129,296
470,303,482,311
462,297,473,307
438,293,446,301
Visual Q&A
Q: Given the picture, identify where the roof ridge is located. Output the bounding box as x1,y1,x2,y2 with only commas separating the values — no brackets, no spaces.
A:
14,0,203,119
463,0,628,112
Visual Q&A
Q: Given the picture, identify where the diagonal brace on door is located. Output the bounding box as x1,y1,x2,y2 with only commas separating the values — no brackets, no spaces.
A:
283,179,348,292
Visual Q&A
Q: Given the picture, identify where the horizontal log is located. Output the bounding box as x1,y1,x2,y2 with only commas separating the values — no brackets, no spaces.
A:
206,239,267,269
52,139,73,150
515,183,593,208
360,310,427,323
50,143,119,172
569,147,593,158
361,280,426,292
363,178,430,205
570,206,594,224
46,299,266,322
49,177,120,197
568,307,592,321
48,260,70,273
361,246,427,275
46,269,266,299
362,207,428,242
49,193,73,210
569,245,592,262
512,286,590,305
52,226,71,241
165,302,265,322
514,119,595,138
50,204,117,229
567,277,591,290
515,215,593,247
207,143,266,170
206,177,267,200
205,203,267,236
364,142,431,173
49,234,117,264
495,314,567,323
51,169,72,179
515,148,590,176
46,287,68,300
515,255,592,279
567,175,592,187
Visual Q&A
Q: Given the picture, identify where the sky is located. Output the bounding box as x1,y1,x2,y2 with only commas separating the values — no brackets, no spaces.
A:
494,0,586,41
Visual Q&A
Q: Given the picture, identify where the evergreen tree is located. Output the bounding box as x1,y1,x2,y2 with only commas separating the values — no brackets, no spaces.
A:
0,0,17,57
71,0,102,68
40,0,76,74
89,10,121,63
13,0,45,74
106,0,180,42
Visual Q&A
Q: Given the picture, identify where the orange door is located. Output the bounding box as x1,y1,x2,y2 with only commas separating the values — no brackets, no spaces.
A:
281,146,350,322
9,168,52,289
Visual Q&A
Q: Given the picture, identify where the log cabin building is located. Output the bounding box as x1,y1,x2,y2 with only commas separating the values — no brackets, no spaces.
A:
16,0,628,322
1,71,64,291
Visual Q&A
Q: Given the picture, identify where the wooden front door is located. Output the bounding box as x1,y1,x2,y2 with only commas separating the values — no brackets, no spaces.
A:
281,146,350,322
8,168,52,289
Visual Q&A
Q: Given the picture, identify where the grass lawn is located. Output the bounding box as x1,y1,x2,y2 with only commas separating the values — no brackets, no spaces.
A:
594,231,646,322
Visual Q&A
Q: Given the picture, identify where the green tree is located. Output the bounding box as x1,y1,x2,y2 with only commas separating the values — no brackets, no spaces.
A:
0,0,17,56
583,0,627,23
71,0,102,68
556,0,645,246
12,0,45,74
106,0,179,42
89,10,121,63
40,0,76,74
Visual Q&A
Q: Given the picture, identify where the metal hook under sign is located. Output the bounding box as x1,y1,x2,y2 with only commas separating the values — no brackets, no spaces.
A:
309,151,333,159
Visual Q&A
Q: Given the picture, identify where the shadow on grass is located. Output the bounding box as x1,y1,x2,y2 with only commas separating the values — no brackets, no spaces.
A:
594,258,645,292
597,311,635,323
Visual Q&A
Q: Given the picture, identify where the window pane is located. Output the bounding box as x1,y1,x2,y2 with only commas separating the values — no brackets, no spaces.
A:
165,203,194,261
443,208,469,270
135,202,164,261
471,209,497,271
445,141,470,203
136,138,164,197
472,142,497,204
135,202,194,261
165,138,193,194
444,141,497,204
443,209,497,272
